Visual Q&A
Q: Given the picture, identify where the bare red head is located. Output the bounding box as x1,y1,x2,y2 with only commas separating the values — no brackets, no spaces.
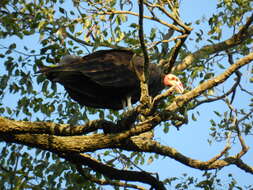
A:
163,74,184,94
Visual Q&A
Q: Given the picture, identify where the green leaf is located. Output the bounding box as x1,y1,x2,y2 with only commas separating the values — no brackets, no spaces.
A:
9,43,16,50
38,20,46,30
0,107,5,113
147,156,153,164
214,111,221,117
150,28,157,41
59,7,65,14
42,80,49,92
163,125,169,133
192,114,197,121
0,75,9,89
69,24,75,33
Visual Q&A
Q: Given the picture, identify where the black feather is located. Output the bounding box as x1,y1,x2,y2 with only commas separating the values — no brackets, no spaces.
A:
39,49,164,110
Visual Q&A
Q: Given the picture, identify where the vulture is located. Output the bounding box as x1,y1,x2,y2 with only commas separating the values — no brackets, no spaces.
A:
39,49,184,110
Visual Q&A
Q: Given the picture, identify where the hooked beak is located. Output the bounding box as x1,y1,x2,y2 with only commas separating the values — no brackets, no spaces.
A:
164,74,184,94
167,80,184,93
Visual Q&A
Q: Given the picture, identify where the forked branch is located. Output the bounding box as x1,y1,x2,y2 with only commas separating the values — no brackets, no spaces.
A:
172,13,253,72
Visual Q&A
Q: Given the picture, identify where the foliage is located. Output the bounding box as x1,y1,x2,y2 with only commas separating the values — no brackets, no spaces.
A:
0,0,252,189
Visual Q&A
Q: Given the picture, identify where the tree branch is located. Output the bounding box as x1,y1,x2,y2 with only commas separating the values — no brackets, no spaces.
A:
119,135,251,173
0,114,163,153
163,35,189,73
96,10,184,33
205,132,231,165
143,2,192,32
65,31,125,49
0,117,116,136
138,0,151,111
172,13,253,72
75,165,146,190
138,0,149,81
234,159,253,174
190,68,241,109
67,153,166,190
167,52,253,112
148,34,188,50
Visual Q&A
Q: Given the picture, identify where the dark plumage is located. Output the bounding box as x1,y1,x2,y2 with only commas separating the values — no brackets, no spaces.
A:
39,49,168,110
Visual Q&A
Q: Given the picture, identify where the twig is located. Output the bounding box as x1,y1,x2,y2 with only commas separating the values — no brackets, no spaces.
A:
239,84,253,96
97,10,184,33
234,117,250,158
226,51,242,104
166,0,180,19
152,86,176,107
237,110,253,124
138,0,149,81
225,102,249,159
164,36,188,73
0,44,49,57
148,34,188,50
191,69,241,110
205,132,231,165
171,14,253,72
65,31,124,49
114,149,147,173
143,2,192,32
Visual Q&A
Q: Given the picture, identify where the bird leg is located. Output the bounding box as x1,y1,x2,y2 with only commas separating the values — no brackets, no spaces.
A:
127,96,133,110
121,96,133,110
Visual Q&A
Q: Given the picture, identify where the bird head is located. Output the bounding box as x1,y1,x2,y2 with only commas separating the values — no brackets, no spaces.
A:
163,74,184,94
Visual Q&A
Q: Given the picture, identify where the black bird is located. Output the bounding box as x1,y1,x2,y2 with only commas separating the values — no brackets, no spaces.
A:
39,49,184,110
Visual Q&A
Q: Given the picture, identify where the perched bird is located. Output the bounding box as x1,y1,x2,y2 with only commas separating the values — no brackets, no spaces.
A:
39,49,184,110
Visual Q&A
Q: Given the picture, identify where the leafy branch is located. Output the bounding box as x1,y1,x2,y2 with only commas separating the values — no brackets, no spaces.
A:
172,13,253,72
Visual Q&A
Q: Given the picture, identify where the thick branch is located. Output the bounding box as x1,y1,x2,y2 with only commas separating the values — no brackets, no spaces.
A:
120,136,251,173
0,113,251,175
234,159,253,174
0,117,115,136
0,114,163,153
76,165,145,190
67,153,166,190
